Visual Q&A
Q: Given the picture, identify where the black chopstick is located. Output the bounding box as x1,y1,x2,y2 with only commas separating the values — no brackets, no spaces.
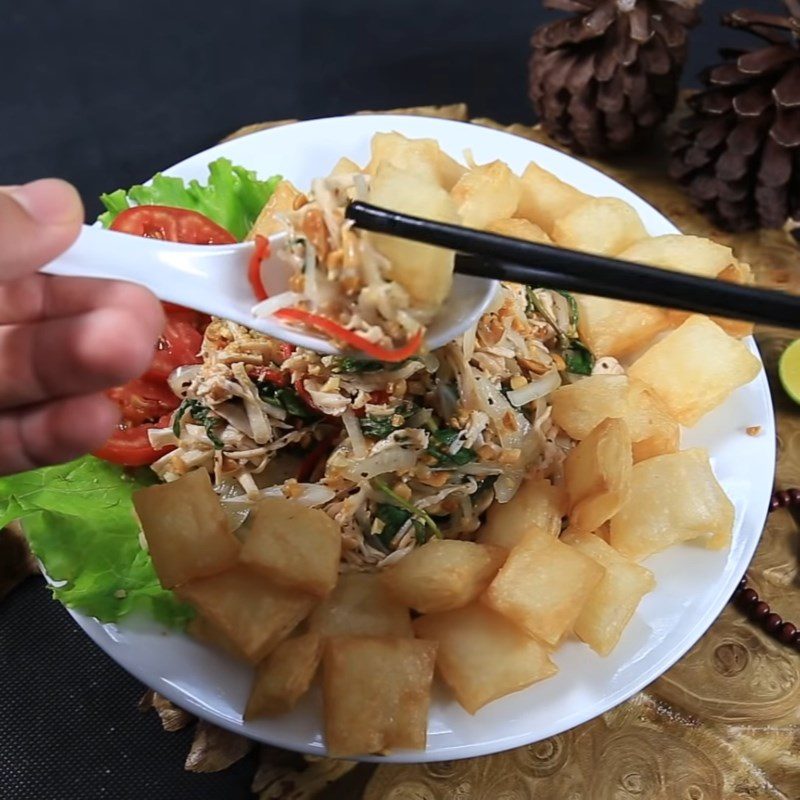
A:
346,200,800,330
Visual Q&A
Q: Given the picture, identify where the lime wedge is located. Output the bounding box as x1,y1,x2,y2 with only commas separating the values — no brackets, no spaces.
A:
779,339,800,404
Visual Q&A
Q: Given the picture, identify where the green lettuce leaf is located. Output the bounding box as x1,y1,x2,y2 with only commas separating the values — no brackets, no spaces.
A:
98,157,281,241
0,456,192,627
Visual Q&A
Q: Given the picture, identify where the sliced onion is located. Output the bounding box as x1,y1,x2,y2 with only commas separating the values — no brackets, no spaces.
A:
459,462,504,477
338,445,416,482
167,364,202,398
506,370,561,408
431,380,459,422
461,323,477,362
305,386,350,416
472,372,530,451
221,482,336,509
419,351,440,374
342,408,367,459
251,291,305,318
213,402,254,437
493,469,524,504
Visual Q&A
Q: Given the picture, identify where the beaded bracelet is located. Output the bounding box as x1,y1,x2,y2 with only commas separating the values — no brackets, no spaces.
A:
731,489,800,651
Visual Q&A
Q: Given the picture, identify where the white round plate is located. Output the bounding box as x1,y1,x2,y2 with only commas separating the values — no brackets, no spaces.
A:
68,115,775,763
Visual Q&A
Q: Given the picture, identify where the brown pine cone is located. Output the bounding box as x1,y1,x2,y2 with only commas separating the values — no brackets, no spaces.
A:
669,3,800,232
529,0,700,157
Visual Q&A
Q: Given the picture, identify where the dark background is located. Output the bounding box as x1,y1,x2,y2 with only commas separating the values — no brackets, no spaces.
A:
0,1,754,798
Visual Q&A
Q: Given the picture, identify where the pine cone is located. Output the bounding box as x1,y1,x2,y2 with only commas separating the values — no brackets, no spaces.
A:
669,3,800,232
529,0,700,157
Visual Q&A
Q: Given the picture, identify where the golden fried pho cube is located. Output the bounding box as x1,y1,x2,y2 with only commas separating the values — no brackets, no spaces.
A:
483,527,605,646
381,539,506,614
610,448,735,561
177,566,316,663
414,604,557,713
133,468,240,589
322,636,437,756
239,497,341,598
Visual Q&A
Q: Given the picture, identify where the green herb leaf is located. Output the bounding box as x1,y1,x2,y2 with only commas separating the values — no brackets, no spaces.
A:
360,415,396,439
564,341,595,375
413,520,429,545
360,403,417,440
526,287,595,374
331,357,385,374
373,479,441,540
427,428,476,467
98,158,282,241
0,456,192,627
276,387,318,420
255,382,318,420
174,399,224,449
375,504,413,548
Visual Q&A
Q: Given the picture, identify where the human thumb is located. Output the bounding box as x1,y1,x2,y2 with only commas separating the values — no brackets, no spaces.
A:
0,179,84,281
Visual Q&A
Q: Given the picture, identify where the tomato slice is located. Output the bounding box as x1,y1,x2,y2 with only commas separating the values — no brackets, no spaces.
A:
161,302,211,330
107,378,181,426
144,318,203,382
93,415,174,467
95,205,234,468
110,205,236,244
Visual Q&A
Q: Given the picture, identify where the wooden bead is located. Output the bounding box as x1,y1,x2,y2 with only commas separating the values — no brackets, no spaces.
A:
737,588,758,607
778,622,797,645
763,613,783,634
748,600,770,622
735,491,800,651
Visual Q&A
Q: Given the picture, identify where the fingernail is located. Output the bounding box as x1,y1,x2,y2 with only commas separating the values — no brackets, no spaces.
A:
8,179,83,226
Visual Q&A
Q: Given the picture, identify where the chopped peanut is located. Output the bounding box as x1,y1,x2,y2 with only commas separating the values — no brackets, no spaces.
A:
391,379,408,397
510,375,528,390
502,410,519,431
478,444,498,460
340,272,362,295
326,249,344,271
519,357,549,375
320,376,341,393
418,470,450,488
497,448,521,465
282,479,304,499
392,482,413,501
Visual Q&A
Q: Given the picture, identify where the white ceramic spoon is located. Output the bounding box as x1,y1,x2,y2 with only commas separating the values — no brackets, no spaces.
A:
40,225,498,356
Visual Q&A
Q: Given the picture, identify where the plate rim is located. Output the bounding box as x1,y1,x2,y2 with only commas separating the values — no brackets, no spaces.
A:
65,113,776,763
